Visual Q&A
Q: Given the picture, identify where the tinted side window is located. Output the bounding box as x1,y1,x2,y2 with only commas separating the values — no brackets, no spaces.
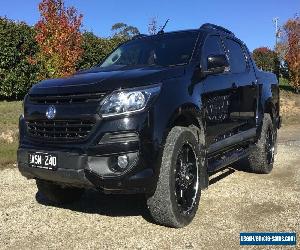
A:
202,35,225,68
225,39,247,73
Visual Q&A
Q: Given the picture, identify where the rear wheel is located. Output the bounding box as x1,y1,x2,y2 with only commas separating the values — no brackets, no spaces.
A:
147,126,203,228
36,180,84,205
247,114,277,174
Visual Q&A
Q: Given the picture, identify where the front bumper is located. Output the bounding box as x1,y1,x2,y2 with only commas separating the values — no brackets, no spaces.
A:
18,105,159,194
18,148,155,194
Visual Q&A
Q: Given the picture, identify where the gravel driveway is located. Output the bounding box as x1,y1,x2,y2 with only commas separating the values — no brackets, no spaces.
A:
0,126,299,249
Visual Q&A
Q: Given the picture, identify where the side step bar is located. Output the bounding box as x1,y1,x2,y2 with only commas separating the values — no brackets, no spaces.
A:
208,147,252,173
207,128,256,154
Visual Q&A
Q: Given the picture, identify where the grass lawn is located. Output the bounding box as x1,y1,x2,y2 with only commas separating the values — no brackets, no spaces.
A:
279,77,294,92
0,101,22,169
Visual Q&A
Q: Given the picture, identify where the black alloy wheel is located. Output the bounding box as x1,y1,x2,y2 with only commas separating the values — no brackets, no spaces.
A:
265,128,275,165
147,126,204,228
175,143,199,215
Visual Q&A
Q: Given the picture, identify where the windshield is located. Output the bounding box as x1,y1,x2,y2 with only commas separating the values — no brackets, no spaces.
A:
100,32,199,67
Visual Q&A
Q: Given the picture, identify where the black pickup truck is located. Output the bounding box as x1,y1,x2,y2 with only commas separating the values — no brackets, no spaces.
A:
18,23,281,228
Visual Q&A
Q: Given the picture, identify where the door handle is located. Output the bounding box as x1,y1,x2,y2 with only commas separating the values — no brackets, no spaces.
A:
232,82,238,89
251,81,257,87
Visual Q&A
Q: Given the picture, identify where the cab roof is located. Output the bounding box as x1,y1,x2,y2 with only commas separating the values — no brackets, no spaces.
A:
132,23,235,40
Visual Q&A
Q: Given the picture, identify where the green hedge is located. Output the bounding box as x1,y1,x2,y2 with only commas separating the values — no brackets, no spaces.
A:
0,18,40,100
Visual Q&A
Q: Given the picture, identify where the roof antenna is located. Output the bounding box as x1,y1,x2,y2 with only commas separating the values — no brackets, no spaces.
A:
157,19,169,34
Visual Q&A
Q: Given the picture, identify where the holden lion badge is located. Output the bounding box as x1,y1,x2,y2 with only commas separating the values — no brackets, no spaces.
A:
46,105,56,120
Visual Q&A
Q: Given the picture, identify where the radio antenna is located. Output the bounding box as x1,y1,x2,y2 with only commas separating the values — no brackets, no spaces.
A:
158,19,169,34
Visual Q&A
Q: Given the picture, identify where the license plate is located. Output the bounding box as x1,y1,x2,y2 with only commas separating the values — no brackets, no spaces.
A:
28,152,57,170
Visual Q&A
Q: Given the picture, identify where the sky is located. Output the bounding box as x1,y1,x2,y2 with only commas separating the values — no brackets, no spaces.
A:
0,0,299,51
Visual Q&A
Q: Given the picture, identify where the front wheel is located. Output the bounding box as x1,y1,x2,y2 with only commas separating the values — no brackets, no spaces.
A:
147,126,203,228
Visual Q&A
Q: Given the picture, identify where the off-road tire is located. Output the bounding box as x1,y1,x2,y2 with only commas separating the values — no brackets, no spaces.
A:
147,126,203,228
247,113,277,174
36,180,84,204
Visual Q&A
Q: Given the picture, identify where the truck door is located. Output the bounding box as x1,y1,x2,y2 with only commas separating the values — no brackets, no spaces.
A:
223,38,258,131
201,35,241,146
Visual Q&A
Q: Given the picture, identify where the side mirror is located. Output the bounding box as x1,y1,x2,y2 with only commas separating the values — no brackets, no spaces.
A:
205,54,229,75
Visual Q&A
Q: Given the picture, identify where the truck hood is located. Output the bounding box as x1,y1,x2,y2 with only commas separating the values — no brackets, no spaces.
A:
30,65,185,95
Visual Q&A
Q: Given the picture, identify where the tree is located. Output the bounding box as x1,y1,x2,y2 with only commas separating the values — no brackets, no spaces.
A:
252,47,280,76
111,22,139,39
0,17,39,99
34,0,83,79
279,16,300,92
148,17,158,35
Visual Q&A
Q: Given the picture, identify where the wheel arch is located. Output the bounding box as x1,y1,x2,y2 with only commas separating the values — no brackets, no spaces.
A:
164,103,208,189
256,98,278,142
167,103,204,133
263,98,278,124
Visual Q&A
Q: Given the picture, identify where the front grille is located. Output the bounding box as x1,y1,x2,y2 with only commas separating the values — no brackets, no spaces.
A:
28,92,107,104
27,119,96,140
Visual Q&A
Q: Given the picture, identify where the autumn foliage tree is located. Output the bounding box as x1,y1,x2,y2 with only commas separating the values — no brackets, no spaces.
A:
280,16,300,92
252,47,280,75
34,0,83,79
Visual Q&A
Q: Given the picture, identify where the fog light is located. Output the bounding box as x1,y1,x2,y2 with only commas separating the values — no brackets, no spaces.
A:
117,155,129,169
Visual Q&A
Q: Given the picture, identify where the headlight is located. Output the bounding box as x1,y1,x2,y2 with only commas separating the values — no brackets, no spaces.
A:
100,84,161,117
